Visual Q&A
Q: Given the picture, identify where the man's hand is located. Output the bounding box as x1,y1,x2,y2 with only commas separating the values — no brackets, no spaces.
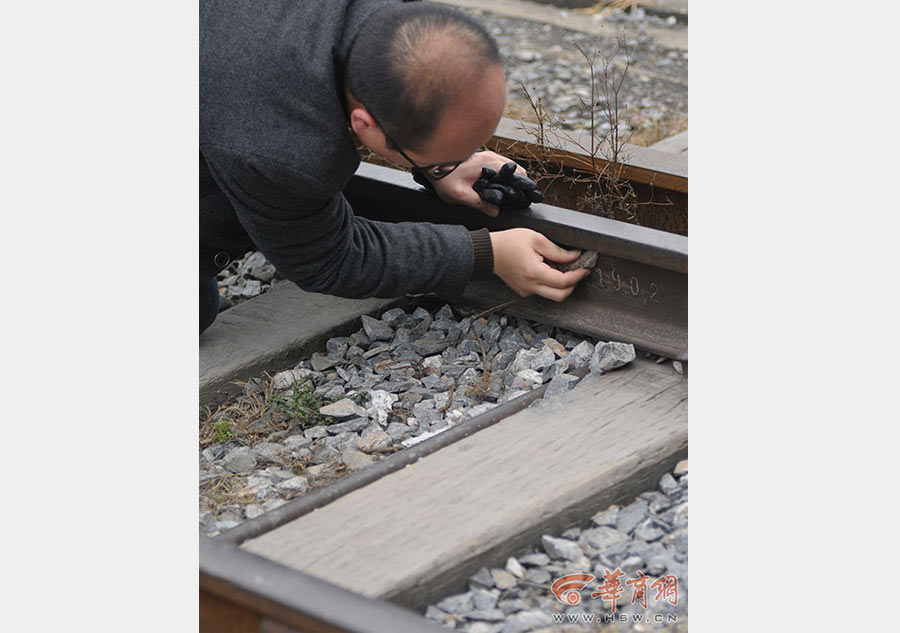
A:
490,228,592,302
431,150,526,217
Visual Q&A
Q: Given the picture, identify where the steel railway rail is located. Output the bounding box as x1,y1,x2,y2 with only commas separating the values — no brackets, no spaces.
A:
200,144,687,633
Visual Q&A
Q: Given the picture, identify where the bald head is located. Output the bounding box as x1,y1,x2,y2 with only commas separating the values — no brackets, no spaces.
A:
347,2,503,152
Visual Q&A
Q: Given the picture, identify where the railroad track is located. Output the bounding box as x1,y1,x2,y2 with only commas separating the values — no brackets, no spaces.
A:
200,138,687,632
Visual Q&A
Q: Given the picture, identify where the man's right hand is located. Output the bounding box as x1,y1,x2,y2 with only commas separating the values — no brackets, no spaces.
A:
489,228,592,302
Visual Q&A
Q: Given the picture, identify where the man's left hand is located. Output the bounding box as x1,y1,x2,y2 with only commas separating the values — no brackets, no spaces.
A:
431,150,527,217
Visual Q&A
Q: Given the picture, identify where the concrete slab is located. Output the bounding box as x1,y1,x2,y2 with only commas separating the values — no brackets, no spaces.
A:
242,358,687,611
650,129,688,155
200,283,396,407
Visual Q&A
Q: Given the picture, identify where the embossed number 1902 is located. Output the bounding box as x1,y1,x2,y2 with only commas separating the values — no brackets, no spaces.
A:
596,265,660,304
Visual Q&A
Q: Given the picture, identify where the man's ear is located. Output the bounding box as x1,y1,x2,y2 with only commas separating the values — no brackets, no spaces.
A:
349,107,377,139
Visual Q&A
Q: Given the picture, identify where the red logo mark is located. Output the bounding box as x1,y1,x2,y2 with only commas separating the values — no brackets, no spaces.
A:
551,570,680,610
551,574,596,606
591,567,626,613
650,574,679,606
625,570,649,609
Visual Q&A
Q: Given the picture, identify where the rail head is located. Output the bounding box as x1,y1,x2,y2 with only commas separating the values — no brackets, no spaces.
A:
349,161,687,275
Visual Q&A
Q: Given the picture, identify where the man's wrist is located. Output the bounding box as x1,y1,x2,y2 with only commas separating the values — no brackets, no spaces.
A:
470,228,494,280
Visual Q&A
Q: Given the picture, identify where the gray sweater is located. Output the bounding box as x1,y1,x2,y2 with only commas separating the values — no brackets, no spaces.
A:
199,0,493,297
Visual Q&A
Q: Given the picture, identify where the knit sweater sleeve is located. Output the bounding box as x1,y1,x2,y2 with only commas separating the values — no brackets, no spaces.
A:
203,145,491,299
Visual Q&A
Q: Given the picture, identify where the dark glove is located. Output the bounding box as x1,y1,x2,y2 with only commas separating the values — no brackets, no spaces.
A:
472,161,542,212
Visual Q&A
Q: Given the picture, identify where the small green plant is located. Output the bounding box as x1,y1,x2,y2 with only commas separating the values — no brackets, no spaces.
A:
272,382,327,429
213,419,233,443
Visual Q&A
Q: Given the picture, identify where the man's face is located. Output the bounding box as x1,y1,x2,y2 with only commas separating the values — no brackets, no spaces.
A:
361,64,507,172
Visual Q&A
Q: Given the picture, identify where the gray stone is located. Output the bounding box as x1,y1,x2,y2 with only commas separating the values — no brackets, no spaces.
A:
363,343,391,360
640,491,673,513
380,307,407,327
673,360,684,375
303,426,328,440
309,353,339,372
490,569,518,590
561,527,581,540
505,557,525,579
391,328,411,347
673,459,689,476
199,511,217,533
413,338,449,356
555,250,598,272
629,540,667,563
284,434,311,450
365,389,397,426
244,504,264,520
659,472,680,496
253,442,289,464
341,448,374,471
541,535,583,561
312,443,341,463
325,336,350,358
425,605,449,624
319,398,365,419
276,476,309,493
264,468,294,482
499,329,528,353
522,568,551,585
646,555,668,575
543,337,568,357
325,417,369,434
422,355,442,376
435,304,454,321
581,526,630,551
616,500,649,534
261,498,286,511
305,462,334,478
591,505,619,526
201,447,220,463
508,348,538,374
469,566,494,589
634,519,666,542
570,340,594,368
361,314,393,341
544,373,580,399
436,592,473,614
380,377,420,393
358,425,392,452
471,587,499,610
530,346,556,371
385,422,410,442
465,609,505,622
512,369,542,390
222,447,257,473
590,341,636,374
518,553,550,566
467,623,499,633
510,610,552,630
271,368,312,390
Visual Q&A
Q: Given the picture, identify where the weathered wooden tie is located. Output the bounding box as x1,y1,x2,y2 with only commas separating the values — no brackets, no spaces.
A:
242,358,687,611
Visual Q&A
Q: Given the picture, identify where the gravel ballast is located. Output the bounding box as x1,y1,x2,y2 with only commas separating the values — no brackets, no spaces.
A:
424,463,689,633
199,303,676,537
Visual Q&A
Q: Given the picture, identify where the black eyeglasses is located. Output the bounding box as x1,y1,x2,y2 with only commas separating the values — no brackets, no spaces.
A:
369,112,465,180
